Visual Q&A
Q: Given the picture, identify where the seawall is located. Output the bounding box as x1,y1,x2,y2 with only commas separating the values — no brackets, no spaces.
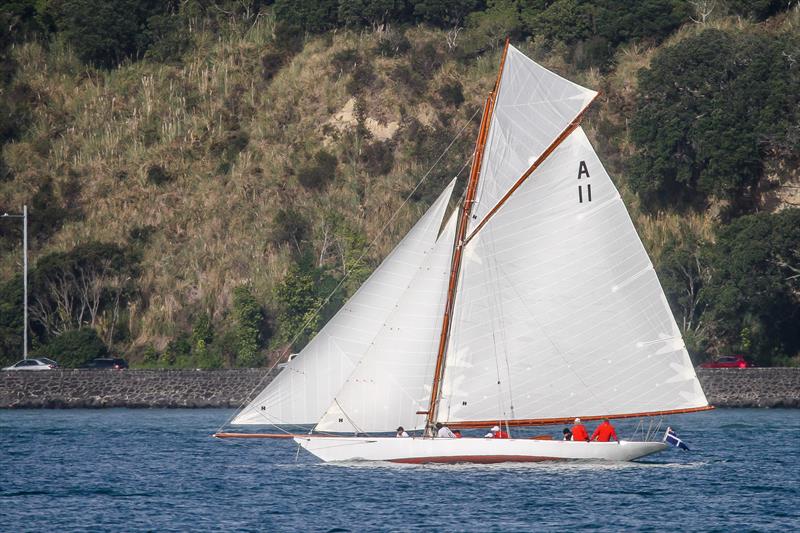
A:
0,368,798,409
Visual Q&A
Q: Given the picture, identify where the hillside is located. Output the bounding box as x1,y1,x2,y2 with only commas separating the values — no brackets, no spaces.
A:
1,1,798,368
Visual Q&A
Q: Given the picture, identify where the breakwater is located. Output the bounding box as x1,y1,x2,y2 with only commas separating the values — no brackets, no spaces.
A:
0,368,798,409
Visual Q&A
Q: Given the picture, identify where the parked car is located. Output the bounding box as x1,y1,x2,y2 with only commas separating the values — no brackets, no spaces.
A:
277,353,299,370
699,355,752,369
2,358,59,371
81,358,128,370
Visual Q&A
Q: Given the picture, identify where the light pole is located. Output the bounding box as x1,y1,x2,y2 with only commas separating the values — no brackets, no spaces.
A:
2,205,27,359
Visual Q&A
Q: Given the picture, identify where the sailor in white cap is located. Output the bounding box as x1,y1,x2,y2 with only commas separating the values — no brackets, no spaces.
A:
571,417,589,441
484,425,510,439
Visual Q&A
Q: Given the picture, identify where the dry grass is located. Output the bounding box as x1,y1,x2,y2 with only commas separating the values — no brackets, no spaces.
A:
2,13,795,356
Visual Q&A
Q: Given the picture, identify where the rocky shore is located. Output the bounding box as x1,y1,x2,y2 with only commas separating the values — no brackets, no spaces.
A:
0,368,798,409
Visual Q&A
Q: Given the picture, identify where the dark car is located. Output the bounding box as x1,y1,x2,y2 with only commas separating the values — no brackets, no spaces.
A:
82,358,129,370
699,355,751,369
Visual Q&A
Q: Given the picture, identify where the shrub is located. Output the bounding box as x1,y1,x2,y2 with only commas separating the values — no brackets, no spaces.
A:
331,48,358,74
297,149,338,189
146,164,174,186
33,328,108,368
376,30,411,57
261,51,285,82
437,81,464,108
361,141,394,176
233,286,264,367
346,61,376,96
272,208,310,252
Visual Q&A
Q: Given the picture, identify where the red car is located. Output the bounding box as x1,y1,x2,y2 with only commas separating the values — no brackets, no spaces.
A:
699,355,751,368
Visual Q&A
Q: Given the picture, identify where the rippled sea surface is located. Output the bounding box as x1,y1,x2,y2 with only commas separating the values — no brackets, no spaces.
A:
1,408,798,532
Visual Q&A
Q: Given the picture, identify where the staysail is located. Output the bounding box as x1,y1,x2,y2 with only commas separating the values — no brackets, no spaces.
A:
232,179,455,425
315,212,458,433
439,127,708,425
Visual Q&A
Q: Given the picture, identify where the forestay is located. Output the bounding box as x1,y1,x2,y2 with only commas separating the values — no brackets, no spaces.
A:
316,213,458,433
468,45,597,234
439,127,708,424
232,179,455,425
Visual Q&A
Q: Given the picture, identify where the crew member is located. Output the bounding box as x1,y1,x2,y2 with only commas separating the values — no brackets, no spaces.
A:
396,426,409,438
436,422,456,438
571,418,589,441
484,425,510,439
591,418,619,442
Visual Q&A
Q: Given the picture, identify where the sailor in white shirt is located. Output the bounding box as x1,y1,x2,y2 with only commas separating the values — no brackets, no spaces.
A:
435,422,456,438
396,426,409,437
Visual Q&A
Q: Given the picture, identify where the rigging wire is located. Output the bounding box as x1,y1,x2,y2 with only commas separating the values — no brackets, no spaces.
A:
216,106,483,434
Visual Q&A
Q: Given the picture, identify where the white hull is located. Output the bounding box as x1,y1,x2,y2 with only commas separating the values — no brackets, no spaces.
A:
294,436,668,464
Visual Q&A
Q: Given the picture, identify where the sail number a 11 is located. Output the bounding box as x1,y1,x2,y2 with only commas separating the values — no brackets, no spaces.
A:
577,160,591,203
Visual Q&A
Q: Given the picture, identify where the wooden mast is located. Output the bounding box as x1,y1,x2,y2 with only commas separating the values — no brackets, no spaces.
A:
424,39,510,433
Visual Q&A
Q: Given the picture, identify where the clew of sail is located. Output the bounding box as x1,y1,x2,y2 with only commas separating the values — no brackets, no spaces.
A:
315,211,458,434
232,179,456,425
468,44,597,235
440,127,708,426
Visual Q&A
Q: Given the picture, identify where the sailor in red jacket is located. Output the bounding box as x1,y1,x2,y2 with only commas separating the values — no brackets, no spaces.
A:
485,425,510,438
571,418,589,441
591,418,619,442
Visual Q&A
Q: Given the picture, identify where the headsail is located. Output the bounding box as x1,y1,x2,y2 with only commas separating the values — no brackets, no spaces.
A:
232,179,456,425
439,127,708,425
468,44,597,234
315,212,458,433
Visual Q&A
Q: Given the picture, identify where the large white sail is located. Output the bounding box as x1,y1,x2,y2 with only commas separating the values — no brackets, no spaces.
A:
468,45,597,233
439,128,708,424
315,212,458,433
232,179,456,425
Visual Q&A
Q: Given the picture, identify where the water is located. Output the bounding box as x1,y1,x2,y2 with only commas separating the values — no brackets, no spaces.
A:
1,408,798,532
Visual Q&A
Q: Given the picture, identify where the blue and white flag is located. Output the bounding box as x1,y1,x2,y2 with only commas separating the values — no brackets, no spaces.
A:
663,427,690,451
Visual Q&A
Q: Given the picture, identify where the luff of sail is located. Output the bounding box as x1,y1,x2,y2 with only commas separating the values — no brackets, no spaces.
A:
439,127,708,425
315,212,458,433
232,179,456,425
467,44,598,235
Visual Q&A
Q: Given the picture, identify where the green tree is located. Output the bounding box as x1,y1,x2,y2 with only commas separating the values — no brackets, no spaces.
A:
53,0,175,68
33,328,108,368
29,241,140,345
274,264,321,349
338,0,409,28
0,275,23,366
629,29,800,214
233,286,264,367
274,0,338,33
704,209,800,365
412,0,478,26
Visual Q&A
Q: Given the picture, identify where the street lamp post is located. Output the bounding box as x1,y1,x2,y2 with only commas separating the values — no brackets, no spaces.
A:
2,205,27,359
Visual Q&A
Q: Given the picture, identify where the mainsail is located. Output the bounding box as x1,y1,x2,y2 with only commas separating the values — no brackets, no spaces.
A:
439,127,708,426
232,179,455,425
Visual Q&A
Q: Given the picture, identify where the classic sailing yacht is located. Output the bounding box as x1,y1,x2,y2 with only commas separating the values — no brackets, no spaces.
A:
215,41,711,463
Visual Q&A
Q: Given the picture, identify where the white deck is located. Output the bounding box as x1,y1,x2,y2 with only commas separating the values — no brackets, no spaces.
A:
294,436,668,463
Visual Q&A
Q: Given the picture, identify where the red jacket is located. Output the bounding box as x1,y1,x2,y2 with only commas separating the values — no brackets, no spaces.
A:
572,424,589,441
591,421,618,442
493,430,510,439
